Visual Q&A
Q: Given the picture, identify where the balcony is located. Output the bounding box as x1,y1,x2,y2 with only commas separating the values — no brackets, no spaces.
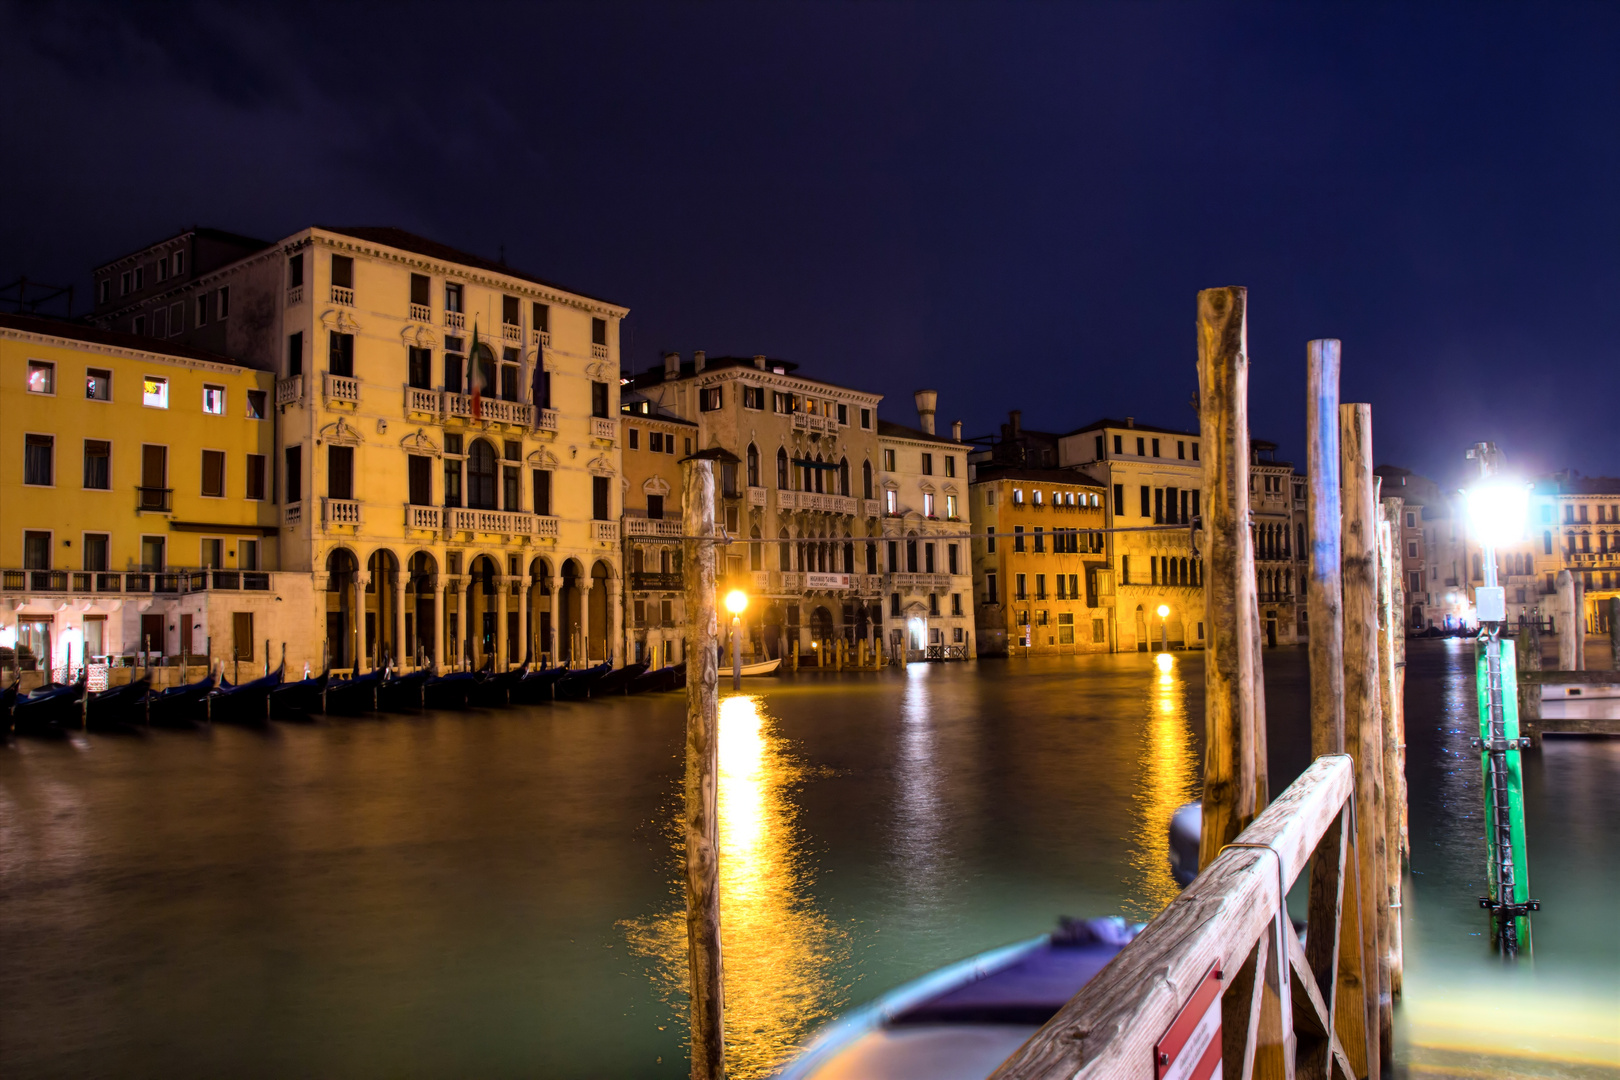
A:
592,520,619,542
534,408,558,433
447,507,534,536
404,386,442,416
405,504,442,531
322,498,362,528
591,343,608,359
1568,551,1620,567
285,503,302,528
137,486,172,512
503,323,521,342
625,517,682,537
276,374,303,406
286,285,303,307
591,416,617,442
409,302,431,323
535,516,559,539
630,572,683,591
780,491,857,515
887,572,953,591
533,329,551,349
791,413,836,435
330,285,354,306
864,499,883,518
444,393,533,426
323,373,360,406
747,486,767,507
445,310,466,331
777,571,805,592
2,569,275,598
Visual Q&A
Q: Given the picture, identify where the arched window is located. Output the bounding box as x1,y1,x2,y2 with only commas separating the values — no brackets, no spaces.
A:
776,447,789,489
750,526,763,571
862,460,873,500
467,439,498,509
779,528,792,571
747,443,759,488
814,454,825,494
905,532,918,573
839,457,850,497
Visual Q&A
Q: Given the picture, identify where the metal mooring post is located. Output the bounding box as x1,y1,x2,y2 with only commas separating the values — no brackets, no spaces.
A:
1465,442,1539,954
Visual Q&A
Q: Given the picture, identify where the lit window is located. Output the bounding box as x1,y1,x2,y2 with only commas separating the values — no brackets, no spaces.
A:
1013,488,1024,505
203,384,225,414
946,494,958,518
885,489,898,514
86,367,112,400
143,376,169,408
924,492,936,517
27,360,55,394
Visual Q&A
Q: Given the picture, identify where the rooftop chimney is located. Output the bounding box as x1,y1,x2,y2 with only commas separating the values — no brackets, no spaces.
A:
951,420,962,442
1126,416,1134,428
914,389,938,435
1010,409,1022,436
663,352,679,381
753,354,767,370
693,350,706,373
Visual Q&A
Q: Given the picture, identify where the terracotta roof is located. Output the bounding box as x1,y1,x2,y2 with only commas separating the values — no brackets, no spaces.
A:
877,419,962,446
92,226,272,273
1063,416,1198,439
0,311,247,368
318,226,625,308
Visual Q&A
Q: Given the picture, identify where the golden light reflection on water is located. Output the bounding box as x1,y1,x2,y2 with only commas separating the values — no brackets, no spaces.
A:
619,695,848,1079
1124,655,1200,922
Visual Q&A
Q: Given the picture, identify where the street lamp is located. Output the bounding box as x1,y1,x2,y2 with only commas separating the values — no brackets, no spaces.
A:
725,589,748,690
1157,603,1170,655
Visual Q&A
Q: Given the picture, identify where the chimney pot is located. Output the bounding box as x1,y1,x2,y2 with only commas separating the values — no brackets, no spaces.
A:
754,354,766,370
951,420,962,442
1010,409,1022,436
1126,416,1134,428
914,389,938,435
663,352,679,381
694,350,706,373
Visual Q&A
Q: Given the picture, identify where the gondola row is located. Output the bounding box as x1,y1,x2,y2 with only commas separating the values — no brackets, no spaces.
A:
3,658,688,738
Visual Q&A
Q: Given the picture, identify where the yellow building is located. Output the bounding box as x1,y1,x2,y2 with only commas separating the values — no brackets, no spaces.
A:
619,393,696,666
969,465,1111,655
1,312,305,678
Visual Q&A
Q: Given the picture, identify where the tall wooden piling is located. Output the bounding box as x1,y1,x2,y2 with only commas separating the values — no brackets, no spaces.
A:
1376,503,1404,997
1573,575,1586,671
1556,570,1576,670
1342,403,1389,1075
1383,499,1410,866
681,455,725,1080
1611,597,1620,668
1196,286,1264,867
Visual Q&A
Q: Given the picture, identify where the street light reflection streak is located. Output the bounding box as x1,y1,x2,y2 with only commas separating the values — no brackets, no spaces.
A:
619,695,848,1079
1124,656,1199,921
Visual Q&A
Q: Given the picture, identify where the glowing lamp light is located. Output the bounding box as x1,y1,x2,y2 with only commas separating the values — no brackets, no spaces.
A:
725,590,749,615
0,624,15,649
1466,482,1530,548
1156,604,1170,619
1156,652,1174,673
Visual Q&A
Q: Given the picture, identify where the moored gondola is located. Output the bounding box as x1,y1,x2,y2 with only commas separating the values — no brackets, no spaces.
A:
471,661,529,708
511,663,567,704
270,669,328,720
627,663,680,694
594,661,648,696
422,669,478,710
323,668,385,715
377,668,432,712
1,678,19,729
85,677,151,732
554,661,612,700
11,676,85,736
208,665,284,726
146,673,217,729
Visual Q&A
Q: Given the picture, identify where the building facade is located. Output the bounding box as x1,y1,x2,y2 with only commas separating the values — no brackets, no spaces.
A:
1,313,309,676
86,225,629,672
1248,440,1308,647
619,394,696,667
969,465,1110,656
875,392,974,659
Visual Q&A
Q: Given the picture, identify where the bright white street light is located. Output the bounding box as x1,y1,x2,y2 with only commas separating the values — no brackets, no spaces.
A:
725,590,748,615
1466,482,1530,549
1156,604,1170,619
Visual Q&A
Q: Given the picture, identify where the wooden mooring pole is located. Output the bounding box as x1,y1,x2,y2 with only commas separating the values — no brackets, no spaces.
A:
1197,286,1266,868
1377,498,1405,998
1342,403,1390,1075
681,454,725,1080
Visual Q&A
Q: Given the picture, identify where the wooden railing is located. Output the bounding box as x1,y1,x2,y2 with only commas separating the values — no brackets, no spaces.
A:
993,754,1367,1080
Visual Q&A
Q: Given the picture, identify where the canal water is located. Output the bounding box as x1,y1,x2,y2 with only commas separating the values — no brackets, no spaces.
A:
0,644,1615,1078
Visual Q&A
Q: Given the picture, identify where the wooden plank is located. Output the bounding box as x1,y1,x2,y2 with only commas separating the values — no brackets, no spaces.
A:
681,457,726,1080
1253,915,1295,1080
1224,933,1266,1080
1333,825,1371,1080
1300,807,1346,1080
1340,403,1385,1078
1198,286,1260,867
992,757,1352,1080
1376,507,1404,999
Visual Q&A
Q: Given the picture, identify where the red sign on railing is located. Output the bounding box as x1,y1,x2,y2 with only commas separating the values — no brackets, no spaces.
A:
1154,963,1223,1080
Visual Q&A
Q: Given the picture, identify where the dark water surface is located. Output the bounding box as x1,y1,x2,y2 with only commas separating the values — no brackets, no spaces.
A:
1,644,1615,1078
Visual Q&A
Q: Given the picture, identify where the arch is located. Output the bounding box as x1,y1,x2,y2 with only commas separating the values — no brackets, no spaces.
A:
814,453,825,494
467,438,498,510
746,443,760,488
808,605,835,664
750,525,763,571
862,459,873,500
779,528,792,571
588,559,613,664
776,447,789,489
838,457,850,497
365,548,402,668
905,530,919,573
323,548,360,668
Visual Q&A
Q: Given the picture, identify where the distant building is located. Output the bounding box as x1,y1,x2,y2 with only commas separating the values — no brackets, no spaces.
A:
1375,467,1471,631
1248,440,1308,647
1527,473,1620,635
619,393,697,667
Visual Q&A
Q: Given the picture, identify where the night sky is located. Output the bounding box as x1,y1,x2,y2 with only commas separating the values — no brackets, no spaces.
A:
5,2,1617,485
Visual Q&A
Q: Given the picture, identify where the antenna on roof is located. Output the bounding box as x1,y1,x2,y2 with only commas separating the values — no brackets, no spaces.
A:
498,244,506,265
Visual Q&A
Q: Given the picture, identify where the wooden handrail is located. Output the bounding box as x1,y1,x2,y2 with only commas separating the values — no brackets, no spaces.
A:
990,754,1357,1080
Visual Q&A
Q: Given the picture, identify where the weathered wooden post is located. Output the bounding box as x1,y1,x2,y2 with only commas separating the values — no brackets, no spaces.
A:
681,453,725,1080
1377,501,1404,997
1342,403,1389,1075
1384,499,1410,864
1611,597,1620,668
1556,570,1576,670
1572,575,1586,670
1197,286,1264,867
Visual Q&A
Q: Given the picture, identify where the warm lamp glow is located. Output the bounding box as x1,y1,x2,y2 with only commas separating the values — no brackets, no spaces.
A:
1156,652,1174,673
1157,604,1170,619
725,589,749,615
1466,482,1530,548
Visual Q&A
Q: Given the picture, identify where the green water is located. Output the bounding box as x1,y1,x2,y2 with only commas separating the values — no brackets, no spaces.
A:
0,644,1614,1077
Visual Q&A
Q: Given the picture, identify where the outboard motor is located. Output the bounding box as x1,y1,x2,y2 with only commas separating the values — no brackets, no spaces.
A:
1168,802,1201,887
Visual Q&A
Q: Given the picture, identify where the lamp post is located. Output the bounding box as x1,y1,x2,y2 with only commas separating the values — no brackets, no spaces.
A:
1157,603,1170,654
725,589,748,690
1464,441,1537,954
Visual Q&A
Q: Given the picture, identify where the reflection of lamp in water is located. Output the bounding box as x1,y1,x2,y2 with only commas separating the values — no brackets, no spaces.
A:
1156,604,1170,654
725,589,748,689
1156,651,1173,672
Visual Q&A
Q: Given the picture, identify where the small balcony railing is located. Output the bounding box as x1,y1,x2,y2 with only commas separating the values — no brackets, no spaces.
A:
591,343,608,359
405,386,442,415
405,504,442,531
137,486,172,512
533,329,551,349
592,520,619,542
276,374,303,406
535,516,559,538
323,373,360,405
286,285,304,307
443,393,532,426
330,285,354,306
630,572,682,591
503,323,521,342
747,486,767,506
1,569,275,597
864,499,883,517
625,517,681,537
887,572,953,591
285,503,302,528
447,507,534,536
409,302,431,323
534,408,558,433
591,417,617,442
445,310,465,330
322,498,362,527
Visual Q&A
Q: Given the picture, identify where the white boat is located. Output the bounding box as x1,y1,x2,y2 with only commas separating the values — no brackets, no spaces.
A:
739,658,782,676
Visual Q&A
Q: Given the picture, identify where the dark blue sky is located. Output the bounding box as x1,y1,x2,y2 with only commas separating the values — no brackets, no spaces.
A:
4,2,1617,485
